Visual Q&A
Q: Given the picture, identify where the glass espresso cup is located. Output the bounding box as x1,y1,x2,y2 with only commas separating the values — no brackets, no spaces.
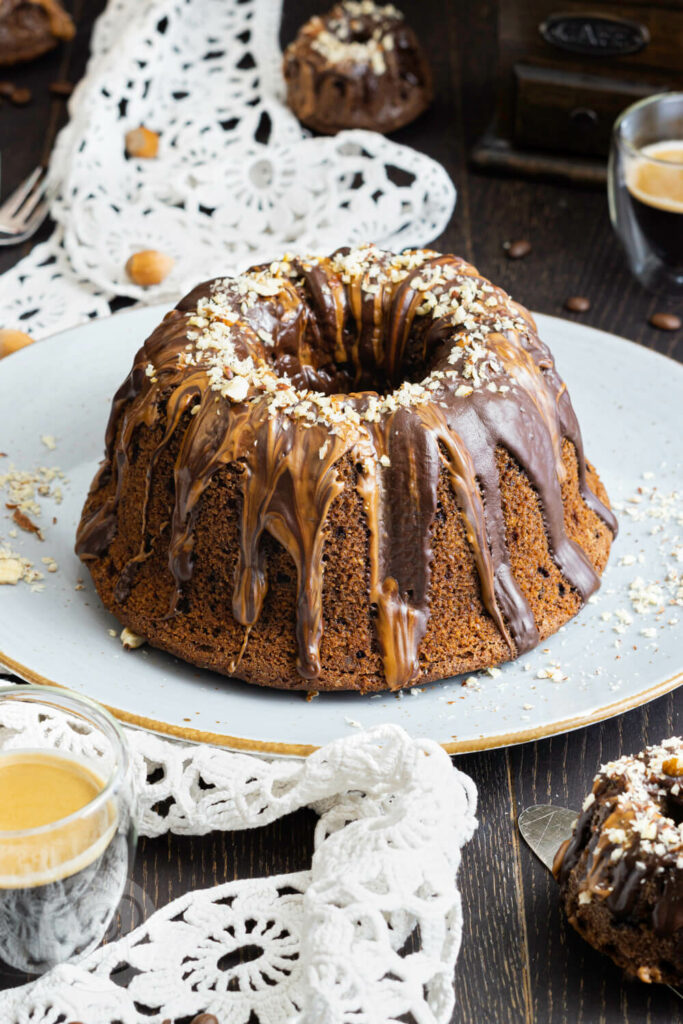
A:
608,92,683,293
0,685,136,974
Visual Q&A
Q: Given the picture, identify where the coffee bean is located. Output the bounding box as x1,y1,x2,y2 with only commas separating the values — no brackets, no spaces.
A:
505,239,531,260
191,1015,219,1024
10,87,32,106
649,312,681,331
565,295,591,313
0,81,14,97
49,80,73,97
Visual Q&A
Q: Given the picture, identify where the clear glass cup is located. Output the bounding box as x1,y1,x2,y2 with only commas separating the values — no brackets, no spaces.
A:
608,92,683,293
0,685,137,974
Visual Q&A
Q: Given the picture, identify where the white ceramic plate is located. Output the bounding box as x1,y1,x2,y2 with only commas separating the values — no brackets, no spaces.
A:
0,308,681,756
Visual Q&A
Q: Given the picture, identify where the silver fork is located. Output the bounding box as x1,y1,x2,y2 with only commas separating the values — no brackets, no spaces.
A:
0,167,50,245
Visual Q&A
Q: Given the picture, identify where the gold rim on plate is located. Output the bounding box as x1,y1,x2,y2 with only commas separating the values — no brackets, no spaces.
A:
1,646,680,757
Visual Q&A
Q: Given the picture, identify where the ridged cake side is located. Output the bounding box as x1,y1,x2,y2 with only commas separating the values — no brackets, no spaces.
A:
76,245,616,692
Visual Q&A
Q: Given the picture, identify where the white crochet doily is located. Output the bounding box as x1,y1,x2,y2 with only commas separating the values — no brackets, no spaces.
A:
0,694,477,1024
0,0,455,339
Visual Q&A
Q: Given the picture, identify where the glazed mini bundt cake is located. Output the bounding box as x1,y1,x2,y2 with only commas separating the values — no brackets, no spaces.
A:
0,0,74,67
554,739,683,985
283,1,432,135
76,244,616,693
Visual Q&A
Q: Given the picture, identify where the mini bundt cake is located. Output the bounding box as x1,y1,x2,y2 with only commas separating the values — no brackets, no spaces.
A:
283,1,432,135
76,244,616,693
554,739,683,985
0,0,74,66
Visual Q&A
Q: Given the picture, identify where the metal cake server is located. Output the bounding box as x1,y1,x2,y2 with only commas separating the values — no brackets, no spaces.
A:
518,803,577,871
518,803,683,1002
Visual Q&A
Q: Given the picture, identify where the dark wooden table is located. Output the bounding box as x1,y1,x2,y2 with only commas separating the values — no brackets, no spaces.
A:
1,2,681,1021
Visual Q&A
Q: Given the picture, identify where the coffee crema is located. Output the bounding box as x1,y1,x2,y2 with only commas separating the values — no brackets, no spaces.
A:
625,140,683,267
0,750,114,889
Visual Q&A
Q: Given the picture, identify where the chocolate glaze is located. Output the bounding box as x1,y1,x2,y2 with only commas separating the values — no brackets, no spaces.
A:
554,743,683,941
283,2,432,135
76,247,616,690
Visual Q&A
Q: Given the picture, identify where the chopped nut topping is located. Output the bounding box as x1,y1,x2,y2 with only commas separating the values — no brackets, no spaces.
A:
121,627,146,650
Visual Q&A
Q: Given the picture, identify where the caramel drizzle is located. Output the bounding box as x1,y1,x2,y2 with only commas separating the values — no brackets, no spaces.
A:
76,251,617,689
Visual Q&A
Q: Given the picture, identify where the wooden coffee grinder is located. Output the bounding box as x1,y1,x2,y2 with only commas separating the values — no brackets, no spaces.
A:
472,1,683,183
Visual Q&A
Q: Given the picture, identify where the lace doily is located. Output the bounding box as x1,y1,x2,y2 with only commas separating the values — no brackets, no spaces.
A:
0,0,455,339
0,694,477,1024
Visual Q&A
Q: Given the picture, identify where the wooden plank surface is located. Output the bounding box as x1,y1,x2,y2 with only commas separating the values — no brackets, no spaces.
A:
0,1,681,1021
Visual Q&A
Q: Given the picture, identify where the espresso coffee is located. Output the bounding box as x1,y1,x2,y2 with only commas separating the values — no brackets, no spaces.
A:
625,140,683,268
0,750,129,973
0,750,103,827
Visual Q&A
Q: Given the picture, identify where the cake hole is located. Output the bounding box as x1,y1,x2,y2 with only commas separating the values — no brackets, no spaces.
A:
259,270,444,397
348,25,372,44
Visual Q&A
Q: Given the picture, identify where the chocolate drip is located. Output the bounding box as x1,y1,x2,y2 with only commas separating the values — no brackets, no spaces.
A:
421,403,532,654
356,408,439,688
76,248,616,689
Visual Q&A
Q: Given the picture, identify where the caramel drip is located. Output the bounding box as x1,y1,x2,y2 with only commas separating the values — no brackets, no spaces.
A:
233,414,352,678
76,250,617,689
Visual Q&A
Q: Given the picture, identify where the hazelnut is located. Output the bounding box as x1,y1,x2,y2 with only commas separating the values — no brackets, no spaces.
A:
125,250,174,287
0,328,34,359
125,125,160,159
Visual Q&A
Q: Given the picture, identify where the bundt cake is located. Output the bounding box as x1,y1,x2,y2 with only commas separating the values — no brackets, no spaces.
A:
554,739,683,985
283,1,432,135
76,244,617,693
